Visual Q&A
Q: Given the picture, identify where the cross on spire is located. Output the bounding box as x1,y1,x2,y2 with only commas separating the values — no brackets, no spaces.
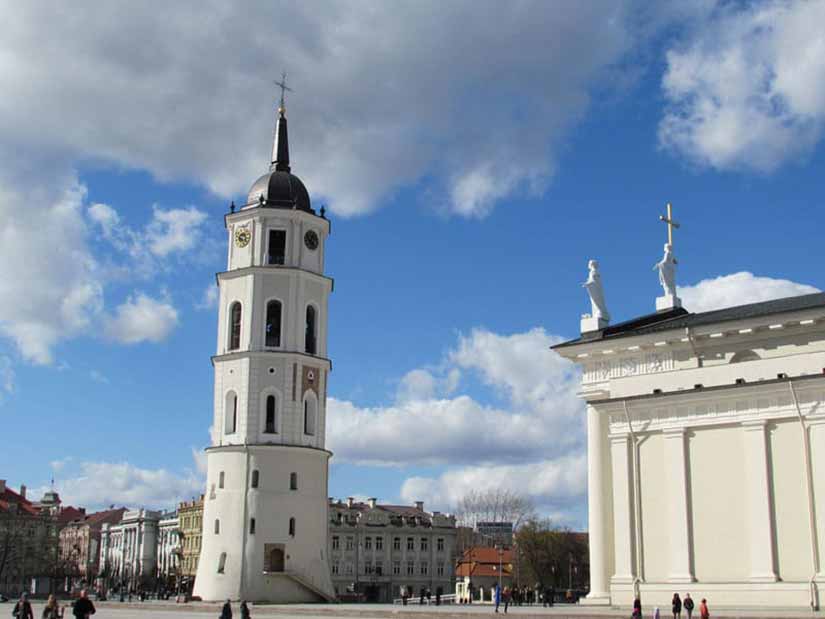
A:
659,202,680,247
274,72,293,113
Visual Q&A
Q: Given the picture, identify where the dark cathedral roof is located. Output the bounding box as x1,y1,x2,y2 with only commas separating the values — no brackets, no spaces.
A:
553,291,825,349
246,105,314,214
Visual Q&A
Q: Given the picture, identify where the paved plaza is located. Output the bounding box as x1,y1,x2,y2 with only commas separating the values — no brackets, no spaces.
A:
12,600,823,619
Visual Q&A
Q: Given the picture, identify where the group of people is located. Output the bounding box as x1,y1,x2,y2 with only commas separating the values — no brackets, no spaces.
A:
632,592,710,619
12,590,96,619
492,583,558,613
219,599,251,619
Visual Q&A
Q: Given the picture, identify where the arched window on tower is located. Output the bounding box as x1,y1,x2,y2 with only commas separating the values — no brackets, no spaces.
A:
305,305,317,355
264,394,277,434
228,302,242,351
265,300,282,348
289,517,296,537
303,395,316,436
225,391,237,435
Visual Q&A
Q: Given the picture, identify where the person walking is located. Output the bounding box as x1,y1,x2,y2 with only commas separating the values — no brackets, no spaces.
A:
503,587,511,614
699,598,709,619
42,594,64,619
71,590,95,619
13,593,34,619
683,594,694,619
494,583,501,613
220,599,232,619
653,607,660,619
671,593,682,619
632,597,642,619
240,600,251,619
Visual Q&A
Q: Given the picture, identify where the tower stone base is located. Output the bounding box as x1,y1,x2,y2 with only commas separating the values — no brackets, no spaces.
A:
193,444,335,603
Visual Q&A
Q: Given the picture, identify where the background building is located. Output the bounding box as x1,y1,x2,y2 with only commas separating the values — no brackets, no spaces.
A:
157,511,180,591
328,498,457,602
0,480,83,596
99,509,162,592
455,546,513,603
178,496,203,592
58,508,125,586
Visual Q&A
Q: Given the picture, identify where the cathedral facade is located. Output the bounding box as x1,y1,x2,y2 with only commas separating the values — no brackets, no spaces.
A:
193,98,335,602
555,292,825,610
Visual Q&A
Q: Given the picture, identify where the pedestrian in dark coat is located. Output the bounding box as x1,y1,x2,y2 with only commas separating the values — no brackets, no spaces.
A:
42,594,65,619
672,593,682,619
72,590,95,619
240,600,250,619
632,596,642,619
683,594,694,619
220,599,232,619
13,593,34,619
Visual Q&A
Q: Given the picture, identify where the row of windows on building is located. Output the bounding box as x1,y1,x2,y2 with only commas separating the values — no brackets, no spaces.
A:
223,392,318,437
331,536,446,553
331,561,448,577
180,515,202,529
215,470,299,492
227,301,318,355
223,391,318,437
213,516,296,538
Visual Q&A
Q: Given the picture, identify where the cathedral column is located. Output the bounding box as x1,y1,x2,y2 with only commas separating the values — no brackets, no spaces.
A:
610,434,635,584
584,404,612,603
664,428,693,583
742,420,777,582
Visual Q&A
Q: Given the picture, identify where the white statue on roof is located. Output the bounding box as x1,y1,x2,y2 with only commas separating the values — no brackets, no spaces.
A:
583,259,610,321
654,243,677,297
581,260,610,333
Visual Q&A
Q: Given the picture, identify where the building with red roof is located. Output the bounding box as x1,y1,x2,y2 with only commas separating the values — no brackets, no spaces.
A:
455,546,514,603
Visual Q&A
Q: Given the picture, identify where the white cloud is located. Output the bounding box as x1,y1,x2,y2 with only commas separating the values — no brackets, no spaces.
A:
195,283,219,311
44,460,203,511
329,328,582,467
104,292,179,344
0,180,103,364
659,1,825,171
328,327,587,520
89,369,109,384
678,271,819,313
191,447,208,476
0,2,640,218
401,454,587,517
0,356,14,398
145,206,208,257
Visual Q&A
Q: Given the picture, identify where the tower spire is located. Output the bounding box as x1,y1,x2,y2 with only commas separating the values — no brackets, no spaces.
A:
271,73,293,172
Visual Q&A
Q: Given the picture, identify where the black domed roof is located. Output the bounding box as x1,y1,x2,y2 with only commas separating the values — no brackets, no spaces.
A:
247,170,312,213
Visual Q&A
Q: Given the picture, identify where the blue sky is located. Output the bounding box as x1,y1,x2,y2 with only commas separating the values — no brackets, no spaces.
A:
1,1,824,528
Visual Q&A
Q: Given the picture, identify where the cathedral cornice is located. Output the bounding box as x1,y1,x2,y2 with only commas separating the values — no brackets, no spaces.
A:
204,443,333,458
215,265,334,291
211,349,332,369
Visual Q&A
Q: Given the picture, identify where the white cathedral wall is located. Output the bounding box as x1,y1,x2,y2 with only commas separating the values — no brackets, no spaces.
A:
688,424,748,582
638,433,669,581
811,421,825,579
769,420,813,581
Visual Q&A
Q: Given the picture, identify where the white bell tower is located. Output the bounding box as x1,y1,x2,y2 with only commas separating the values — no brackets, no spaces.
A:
194,89,335,603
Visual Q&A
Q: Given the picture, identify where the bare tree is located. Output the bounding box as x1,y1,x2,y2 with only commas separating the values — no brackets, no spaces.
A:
454,488,536,530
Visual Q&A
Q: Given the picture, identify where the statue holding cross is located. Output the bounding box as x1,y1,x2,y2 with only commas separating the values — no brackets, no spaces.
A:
653,203,682,310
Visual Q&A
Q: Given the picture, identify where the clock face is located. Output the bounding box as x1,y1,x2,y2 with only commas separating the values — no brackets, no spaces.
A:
234,227,251,248
304,230,319,251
